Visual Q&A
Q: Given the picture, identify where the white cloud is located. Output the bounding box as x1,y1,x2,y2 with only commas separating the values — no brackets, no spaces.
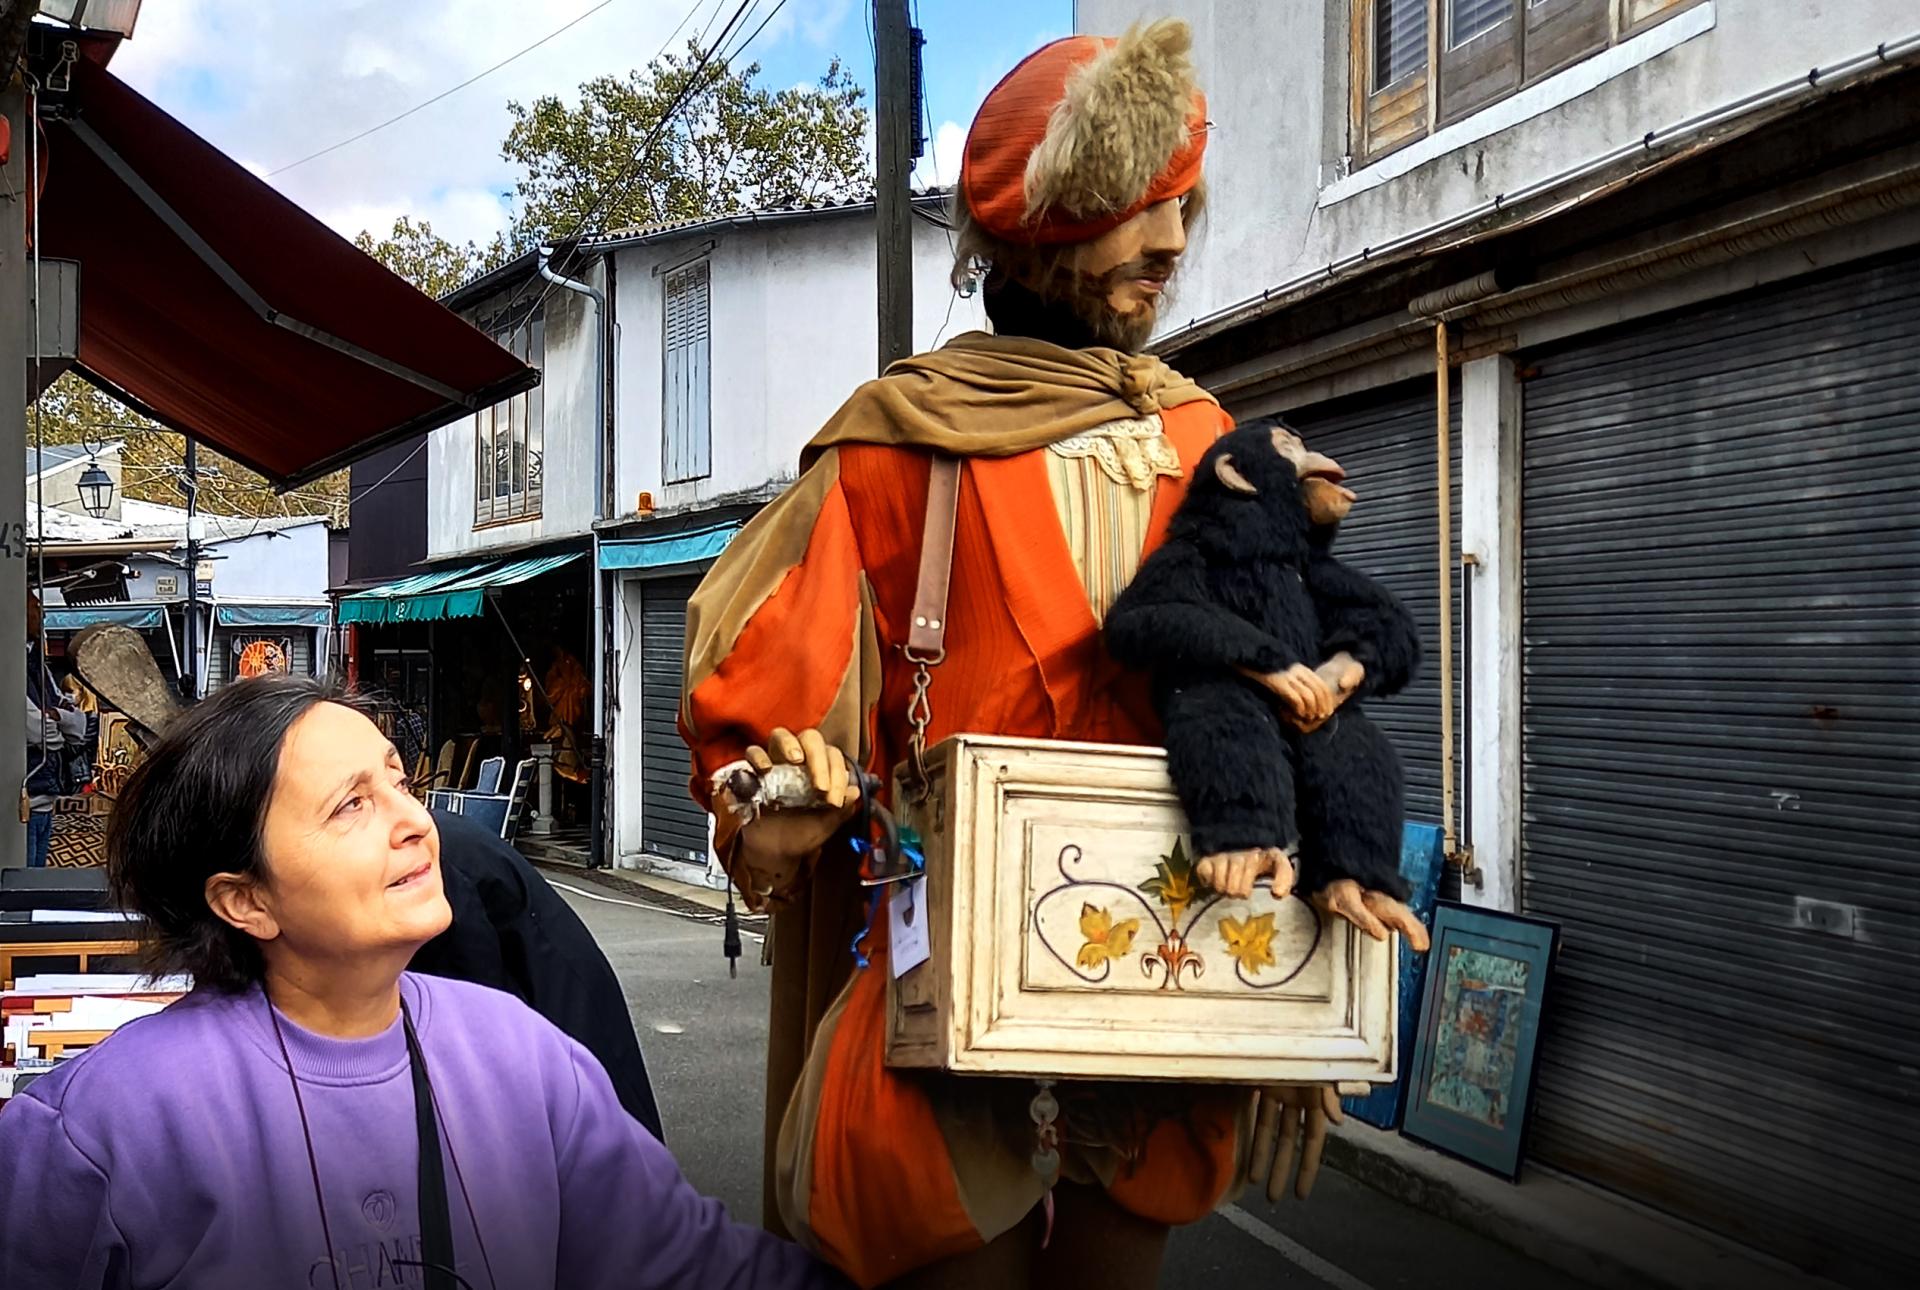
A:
104,0,731,248
912,119,965,192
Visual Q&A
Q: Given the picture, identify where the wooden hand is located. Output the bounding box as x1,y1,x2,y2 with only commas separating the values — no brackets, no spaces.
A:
722,727,862,901
1246,1084,1344,1200
1236,663,1337,727
1195,847,1296,900
1311,879,1431,952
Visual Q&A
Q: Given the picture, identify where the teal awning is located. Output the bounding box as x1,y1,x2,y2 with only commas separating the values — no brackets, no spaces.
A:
338,552,582,625
217,603,331,629
44,605,164,631
599,522,741,571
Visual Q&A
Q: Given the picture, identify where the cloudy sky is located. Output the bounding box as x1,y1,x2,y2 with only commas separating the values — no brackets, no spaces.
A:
109,0,1072,248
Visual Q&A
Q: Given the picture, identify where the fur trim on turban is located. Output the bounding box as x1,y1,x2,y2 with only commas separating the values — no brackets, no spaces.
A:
962,19,1208,247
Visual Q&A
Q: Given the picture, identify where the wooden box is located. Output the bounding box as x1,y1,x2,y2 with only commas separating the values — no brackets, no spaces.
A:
886,735,1397,1085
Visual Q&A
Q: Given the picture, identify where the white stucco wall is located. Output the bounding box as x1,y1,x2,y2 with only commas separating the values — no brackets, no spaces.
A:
1077,0,1917,338
610,214,981,518
427,262,607,561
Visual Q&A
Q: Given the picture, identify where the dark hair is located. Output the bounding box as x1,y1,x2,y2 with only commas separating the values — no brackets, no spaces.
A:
108,676,370,992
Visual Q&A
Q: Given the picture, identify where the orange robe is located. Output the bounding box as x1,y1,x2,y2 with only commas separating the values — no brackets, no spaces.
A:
680,336,1249,1287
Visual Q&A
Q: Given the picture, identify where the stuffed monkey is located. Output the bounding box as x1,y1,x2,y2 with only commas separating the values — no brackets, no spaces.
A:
1105,422,1339,887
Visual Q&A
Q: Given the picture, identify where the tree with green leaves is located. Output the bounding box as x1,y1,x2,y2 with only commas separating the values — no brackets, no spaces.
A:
500,41,871,251
353,215,503,300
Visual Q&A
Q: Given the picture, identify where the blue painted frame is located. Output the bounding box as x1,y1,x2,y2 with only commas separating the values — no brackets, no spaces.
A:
1401,901,1561,1180
1341,822,1448,1129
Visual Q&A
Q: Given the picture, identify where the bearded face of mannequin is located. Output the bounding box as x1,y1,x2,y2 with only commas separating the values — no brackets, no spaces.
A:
1063,197,1190,351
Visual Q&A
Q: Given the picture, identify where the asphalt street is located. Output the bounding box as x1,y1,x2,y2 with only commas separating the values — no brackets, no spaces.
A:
555,881,1589,1290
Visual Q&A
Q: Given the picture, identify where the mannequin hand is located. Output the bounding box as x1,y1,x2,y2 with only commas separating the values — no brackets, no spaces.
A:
1246,1084,1344,1200
1312,880,1431,952
1315,651,1365,701
1196,848,1296,900
722,728,862,899
1237,663,1337,727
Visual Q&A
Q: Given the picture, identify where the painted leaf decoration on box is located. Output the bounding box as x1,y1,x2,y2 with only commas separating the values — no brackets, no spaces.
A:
1076,902,1141,969
1139,838,1197,924
1219,911,1278,976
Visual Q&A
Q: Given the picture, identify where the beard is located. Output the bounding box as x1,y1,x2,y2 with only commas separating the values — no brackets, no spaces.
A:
1063,254,1178,353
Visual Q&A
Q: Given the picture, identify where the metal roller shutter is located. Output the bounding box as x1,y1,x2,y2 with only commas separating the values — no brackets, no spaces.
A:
1520,251,1920,1287
640,575,711,863
1288,382,1462,838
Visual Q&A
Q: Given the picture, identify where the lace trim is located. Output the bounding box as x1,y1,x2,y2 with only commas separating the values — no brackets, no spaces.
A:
1047,415,1182,492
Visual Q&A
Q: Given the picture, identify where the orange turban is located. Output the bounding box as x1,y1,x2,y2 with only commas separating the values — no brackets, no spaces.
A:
961,20,1208,247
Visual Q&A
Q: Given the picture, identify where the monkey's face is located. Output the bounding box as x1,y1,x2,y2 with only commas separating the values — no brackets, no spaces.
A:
1213,424,1356,525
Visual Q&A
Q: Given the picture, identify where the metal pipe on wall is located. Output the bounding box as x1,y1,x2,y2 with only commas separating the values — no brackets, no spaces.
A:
1434,324,1459,868
538,247,611,867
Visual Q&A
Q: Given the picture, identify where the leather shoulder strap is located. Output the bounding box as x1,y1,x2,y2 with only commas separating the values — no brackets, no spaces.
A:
906,456,961,661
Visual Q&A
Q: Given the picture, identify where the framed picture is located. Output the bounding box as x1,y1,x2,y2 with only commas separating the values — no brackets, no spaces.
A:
1341,821,1449,1129
1401,902,1561,1180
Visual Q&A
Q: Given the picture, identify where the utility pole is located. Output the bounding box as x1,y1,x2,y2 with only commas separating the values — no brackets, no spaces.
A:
873,0,914,373
2,2,39,869
180,437,200,702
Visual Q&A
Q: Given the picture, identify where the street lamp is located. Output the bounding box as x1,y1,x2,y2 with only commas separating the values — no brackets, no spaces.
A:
76,458,114,518
35,1,143,38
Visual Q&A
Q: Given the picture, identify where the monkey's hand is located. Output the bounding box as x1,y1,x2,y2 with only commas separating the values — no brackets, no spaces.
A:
1316,651,1365,701
1312,880,1431,952
1237,663,1337,726
1196,848,1296,900
1246,1084,1344,1201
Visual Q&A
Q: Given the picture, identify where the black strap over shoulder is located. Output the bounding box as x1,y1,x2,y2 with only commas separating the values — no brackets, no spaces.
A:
403,1002,457,1290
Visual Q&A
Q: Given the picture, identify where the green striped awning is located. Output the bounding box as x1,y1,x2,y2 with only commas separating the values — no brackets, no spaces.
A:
338,552,582,625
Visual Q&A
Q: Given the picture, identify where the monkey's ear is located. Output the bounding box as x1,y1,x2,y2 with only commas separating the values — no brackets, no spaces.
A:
1214,454,1257,495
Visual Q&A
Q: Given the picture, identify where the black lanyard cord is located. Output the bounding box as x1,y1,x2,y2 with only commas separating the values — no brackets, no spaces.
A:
270,991,494,1290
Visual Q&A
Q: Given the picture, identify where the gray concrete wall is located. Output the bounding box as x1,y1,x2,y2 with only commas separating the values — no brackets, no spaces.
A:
427,263,605,561
1078,0,1919,341
611,213,981,520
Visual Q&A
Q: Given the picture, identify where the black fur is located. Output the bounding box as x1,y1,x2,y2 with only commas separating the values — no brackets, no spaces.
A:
1106,424,1319,862
1293,523,1421,899
1105,420,1420,899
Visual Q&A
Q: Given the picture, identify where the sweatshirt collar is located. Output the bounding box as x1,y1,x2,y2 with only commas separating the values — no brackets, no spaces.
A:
227,972,428,1086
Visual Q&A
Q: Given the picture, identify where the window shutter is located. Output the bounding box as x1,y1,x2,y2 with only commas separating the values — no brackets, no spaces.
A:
1354,0,1430,161
1439,0,1521,125
663,261,711,484
1525,0,1609,82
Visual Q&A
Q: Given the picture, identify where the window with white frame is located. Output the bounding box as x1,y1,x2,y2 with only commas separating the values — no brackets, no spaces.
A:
474,304,544,526
662,260,711,485
1350,0,1705,163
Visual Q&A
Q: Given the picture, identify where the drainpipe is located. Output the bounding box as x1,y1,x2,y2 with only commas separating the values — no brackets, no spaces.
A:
538,246,611,868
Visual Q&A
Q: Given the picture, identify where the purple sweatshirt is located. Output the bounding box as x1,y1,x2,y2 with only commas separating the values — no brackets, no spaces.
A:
0,972,839,1290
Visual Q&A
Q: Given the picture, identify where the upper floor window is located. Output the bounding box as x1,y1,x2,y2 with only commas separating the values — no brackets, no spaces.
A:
1351,0,1704,164
663,260,712,485
474,304,544,527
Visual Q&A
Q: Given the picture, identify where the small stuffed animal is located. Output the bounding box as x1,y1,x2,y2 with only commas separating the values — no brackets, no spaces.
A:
1105,422,1339,891
1106,419,1418,902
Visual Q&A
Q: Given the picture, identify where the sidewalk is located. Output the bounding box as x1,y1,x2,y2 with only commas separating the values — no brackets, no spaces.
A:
1323,1121,1843,1290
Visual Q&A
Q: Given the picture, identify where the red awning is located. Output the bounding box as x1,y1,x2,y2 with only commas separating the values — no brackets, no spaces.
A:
33,51,536,488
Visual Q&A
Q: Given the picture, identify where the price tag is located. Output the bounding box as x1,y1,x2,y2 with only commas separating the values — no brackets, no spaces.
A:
889,877,931,977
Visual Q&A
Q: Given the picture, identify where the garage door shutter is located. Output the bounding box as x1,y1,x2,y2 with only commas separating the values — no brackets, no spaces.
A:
1520,251,1920,1287
640,575,710,863
1288,382,1462,835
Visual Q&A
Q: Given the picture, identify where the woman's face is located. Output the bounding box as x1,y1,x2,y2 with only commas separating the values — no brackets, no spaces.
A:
244,701,450,965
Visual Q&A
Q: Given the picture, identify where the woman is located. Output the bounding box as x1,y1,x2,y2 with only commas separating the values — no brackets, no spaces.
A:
0,677,840,1290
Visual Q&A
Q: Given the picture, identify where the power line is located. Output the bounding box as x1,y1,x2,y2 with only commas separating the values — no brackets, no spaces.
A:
268,0,622,177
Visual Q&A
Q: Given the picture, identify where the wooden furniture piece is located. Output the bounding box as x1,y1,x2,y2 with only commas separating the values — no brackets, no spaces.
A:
26,1029,114,1060
886,735,1398,1086
0,939,145,991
